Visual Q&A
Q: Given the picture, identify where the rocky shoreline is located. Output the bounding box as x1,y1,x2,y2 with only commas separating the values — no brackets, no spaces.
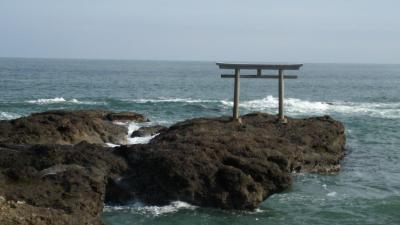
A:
0,110,345,225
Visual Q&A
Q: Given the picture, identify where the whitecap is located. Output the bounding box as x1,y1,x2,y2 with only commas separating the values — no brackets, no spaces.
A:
221,95,330,113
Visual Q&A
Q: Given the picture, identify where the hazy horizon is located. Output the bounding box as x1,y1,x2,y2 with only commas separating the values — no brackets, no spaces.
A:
3,56,400,66
1,0,400,64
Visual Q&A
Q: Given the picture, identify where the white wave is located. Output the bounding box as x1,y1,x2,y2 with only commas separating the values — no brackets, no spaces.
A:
112,121,159,145
26,97,104,105
106,143,120,148
327,191,337,197
0,112,21,120
322,184,337,197
27,97,69,104
127,122,140,135
126,122,159,144
245,208,266,214
222,95,400,119
127,134,158,145
131,97,220,104
103,201,197,216
253,208,265,213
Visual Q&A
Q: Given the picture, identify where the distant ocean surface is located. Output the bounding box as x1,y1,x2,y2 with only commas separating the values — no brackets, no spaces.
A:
1,58,399,225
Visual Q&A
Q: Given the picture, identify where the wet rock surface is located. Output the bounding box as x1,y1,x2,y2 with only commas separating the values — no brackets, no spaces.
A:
110,112,346,210
0,110,147,145
130,125,167,138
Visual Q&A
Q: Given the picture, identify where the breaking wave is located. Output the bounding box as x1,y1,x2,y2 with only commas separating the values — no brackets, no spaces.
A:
103,201,197,217
18,96,400,120
111,121,159,145
126,122,159,145
26,97,105,105
26,97,76,104
127,96,400,119
221,95,400,119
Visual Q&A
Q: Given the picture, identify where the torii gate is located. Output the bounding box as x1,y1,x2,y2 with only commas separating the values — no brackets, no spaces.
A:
216,62,303,123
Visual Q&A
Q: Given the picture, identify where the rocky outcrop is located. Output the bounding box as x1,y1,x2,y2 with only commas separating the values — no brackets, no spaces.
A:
0,142,127,225
0,110,147,145
0,110,346,224
130,125,167,138
110,112,345,210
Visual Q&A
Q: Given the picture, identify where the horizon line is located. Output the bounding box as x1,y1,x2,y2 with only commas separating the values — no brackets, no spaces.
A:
0,56,399,66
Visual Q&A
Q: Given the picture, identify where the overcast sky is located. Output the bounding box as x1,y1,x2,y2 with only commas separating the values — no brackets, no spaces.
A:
1,0,399,63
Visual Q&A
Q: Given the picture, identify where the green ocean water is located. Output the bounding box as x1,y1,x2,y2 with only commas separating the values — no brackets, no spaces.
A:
0,58,399,225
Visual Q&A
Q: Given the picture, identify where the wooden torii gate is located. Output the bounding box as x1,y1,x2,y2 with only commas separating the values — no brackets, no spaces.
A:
216,62,303,123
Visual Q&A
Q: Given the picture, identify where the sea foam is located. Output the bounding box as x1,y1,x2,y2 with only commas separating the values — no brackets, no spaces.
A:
110,121,159,146
103,201,197,217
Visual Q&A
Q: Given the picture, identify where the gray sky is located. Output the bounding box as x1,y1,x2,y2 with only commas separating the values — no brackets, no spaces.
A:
1,0,400,63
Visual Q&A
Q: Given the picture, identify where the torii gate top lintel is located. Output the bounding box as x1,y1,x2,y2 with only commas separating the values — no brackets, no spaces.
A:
216,62,303,123
216,62,303,70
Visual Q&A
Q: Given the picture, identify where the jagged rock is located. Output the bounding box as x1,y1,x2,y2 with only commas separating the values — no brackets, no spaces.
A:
110,112,346,210
0,142,127,225
130,125,167,138
0,109,148,145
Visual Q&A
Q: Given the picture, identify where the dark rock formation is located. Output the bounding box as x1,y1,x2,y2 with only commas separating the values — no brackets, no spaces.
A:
0,110,346,224
0,110,148,145
130,125,167,138
0,142,127,225
110,112,345,210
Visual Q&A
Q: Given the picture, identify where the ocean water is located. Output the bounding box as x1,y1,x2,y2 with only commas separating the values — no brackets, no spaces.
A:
0,58,399,225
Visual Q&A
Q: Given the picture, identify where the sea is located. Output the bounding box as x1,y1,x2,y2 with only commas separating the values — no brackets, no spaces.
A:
0,58,399,225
